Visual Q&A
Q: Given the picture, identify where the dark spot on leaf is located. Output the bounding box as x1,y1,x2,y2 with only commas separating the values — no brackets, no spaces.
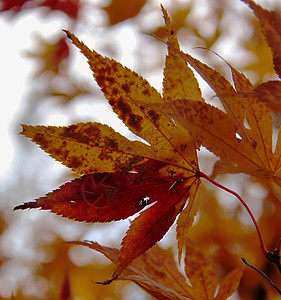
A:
98,151,112,161
148,110,160,125
60,124,89,143
104,137,118,150
109,99,115,107
112,88,118,95
61,124,78,137
128,114,143,131
68,156,82,169
143,88,150,95
53,148,62,155
252,141,257,149
106,76,114,83
34,133,49,148
114,156,143,172
122,84,130,93
83,124,101,138
48,127,56,134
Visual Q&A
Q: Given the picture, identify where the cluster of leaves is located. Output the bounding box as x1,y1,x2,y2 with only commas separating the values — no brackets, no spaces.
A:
10,0,281,298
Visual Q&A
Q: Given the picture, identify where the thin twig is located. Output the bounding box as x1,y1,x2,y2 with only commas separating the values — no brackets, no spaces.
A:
242,257,281,295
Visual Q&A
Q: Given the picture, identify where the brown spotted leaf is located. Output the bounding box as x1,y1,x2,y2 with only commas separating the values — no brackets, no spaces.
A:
20,122,155,174
64,30,198,172
71,238,242,299
71,241,193,299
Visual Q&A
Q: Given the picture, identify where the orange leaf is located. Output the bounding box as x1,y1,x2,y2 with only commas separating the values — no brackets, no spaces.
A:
63,30,198,171
215,267,244,300
241,0,281,78
252,80,281,112
71,241,193,299
161,5,202,103
20,122,153,174
185,238,217,299
159,44,281,189
72,238,243,299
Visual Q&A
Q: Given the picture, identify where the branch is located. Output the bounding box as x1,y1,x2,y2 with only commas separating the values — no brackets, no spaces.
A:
242,257,281,295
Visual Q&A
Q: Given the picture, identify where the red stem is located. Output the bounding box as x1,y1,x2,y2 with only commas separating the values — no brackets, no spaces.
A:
198,171,270,257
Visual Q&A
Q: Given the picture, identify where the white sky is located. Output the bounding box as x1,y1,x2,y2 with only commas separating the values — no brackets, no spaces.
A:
0,12,67,180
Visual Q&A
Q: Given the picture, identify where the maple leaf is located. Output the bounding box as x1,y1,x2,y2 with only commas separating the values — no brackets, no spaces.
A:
70,238,243,300
241,0,281,79
15,160,191,223
153,1,281,194
240,0,281,115
15,8,202,283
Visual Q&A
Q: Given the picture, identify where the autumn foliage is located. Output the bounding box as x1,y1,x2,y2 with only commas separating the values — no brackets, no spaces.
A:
6,0,281,298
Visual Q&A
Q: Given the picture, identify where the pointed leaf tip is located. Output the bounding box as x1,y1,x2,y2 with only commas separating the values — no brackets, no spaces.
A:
19,124,27,135
63,29,71,39
14,202,39,211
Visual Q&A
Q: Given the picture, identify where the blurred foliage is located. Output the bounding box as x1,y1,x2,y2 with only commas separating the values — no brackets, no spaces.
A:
1,0,281,299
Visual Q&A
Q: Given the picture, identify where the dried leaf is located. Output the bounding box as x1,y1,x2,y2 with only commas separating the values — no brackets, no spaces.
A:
20,122,153,174
185,238,217,299
215,267,244,300
159,45,281,189
242,0,281,78
71,241,193,299
64,30,198,171
72,237,242,299
161,5,202,103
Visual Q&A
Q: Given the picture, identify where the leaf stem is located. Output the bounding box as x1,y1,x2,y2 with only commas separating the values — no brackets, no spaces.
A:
198,171,269,257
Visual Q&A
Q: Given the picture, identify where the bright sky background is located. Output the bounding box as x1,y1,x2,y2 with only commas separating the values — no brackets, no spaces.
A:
0,12,68,180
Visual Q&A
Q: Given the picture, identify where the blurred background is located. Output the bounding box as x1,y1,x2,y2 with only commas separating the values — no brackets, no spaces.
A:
1,0,281,299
